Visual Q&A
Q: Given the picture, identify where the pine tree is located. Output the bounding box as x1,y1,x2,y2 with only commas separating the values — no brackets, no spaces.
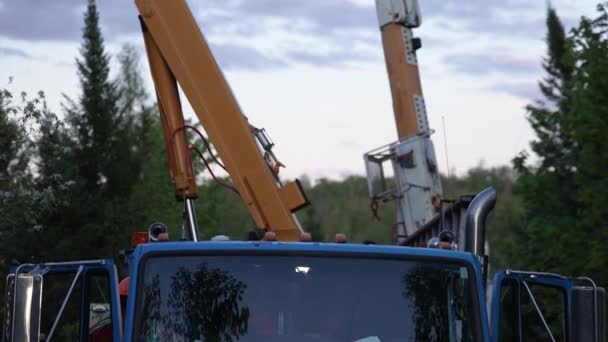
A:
514,6,575,174
565,2,608,284
36,1,151,259
512,6,581,273
513,3,608,282
46,0,121,258
540,7,573,102
117,44,149,116
67,0,120,194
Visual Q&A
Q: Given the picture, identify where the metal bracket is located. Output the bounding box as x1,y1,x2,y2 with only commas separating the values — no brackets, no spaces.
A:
402,27,418,65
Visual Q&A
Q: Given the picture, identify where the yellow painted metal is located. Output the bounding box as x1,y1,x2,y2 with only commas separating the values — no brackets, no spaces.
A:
136,0,307,241
380,24,424,139
140,20,197,199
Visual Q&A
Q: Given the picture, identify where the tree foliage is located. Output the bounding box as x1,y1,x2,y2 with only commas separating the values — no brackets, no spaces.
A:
513,3,608,283
0,89,60,318
31,1,155,261
0,90,71,260
564,3,608,282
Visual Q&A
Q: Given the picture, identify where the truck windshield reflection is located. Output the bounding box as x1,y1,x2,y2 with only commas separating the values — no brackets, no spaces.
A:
135,255,479,341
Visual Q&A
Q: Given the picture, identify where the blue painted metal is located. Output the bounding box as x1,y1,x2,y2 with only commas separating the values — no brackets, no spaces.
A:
7,243,496,341
123,241,491,341
131,240,485,258
490,269,573,342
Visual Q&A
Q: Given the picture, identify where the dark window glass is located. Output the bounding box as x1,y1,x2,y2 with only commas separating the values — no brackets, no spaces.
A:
521,283,566,342
39,272,82,341
498,279,519,342
87,272,113,341
135,255,480,342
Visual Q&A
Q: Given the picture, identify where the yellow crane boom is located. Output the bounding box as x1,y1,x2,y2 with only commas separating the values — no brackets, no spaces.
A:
136,0,309,241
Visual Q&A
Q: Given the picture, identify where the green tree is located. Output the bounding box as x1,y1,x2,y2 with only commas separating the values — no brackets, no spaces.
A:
564,2,608,284
0,89,47,262
0,89,59,317
34,1,152,260
127,118,183,238
116,44,149,117
0,89,35,293
297,176,395,244
511,6,581,274
513,3,608,283
115,43,176,236
64,0,120,194
0,90,32,190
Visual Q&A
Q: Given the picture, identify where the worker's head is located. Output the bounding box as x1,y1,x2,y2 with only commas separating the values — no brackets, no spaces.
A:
119,277,130,313
335,233,347,243
299,232,312,242
262,232,276,241
119,277,130,297
117,277,131,328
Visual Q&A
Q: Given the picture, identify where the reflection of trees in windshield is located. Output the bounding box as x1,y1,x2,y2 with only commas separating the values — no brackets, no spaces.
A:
136,256,478,341
403,266,475,342
166,263,250,341
142,274,161,322
139,274,162,339
403,266,450,342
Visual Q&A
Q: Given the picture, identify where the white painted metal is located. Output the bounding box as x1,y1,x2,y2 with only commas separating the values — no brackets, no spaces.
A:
413,94,429,132
367,0,444,243
401,26,418,65
375,0,422,28
364,134,443,241
393,136,442,238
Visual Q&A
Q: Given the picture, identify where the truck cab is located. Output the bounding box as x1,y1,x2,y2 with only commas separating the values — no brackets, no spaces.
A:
5,240,604,341
5,242,489,341
125,242,487,341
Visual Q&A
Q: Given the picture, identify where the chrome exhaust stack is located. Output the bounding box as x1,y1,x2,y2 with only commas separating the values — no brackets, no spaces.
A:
464,187,497,257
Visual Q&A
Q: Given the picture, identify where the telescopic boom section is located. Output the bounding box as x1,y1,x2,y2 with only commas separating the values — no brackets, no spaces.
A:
136,0,309,241
376,0,427,138
364,1,443,241
140,20,197,200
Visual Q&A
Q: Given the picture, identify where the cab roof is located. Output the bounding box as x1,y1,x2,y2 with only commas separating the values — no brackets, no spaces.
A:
132,240,479,265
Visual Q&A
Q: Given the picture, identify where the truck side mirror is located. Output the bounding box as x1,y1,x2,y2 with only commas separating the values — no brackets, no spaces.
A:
2,274,43,342
571,286,606,342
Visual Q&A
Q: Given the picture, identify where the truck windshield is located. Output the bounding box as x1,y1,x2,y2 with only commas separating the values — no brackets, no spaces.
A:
134,254,480,342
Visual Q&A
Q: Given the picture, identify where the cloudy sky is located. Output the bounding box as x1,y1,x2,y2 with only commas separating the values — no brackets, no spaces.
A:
0,0,599,180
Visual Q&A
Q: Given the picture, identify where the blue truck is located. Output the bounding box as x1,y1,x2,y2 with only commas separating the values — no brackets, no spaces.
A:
3,0,605,341
3,188,605,341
